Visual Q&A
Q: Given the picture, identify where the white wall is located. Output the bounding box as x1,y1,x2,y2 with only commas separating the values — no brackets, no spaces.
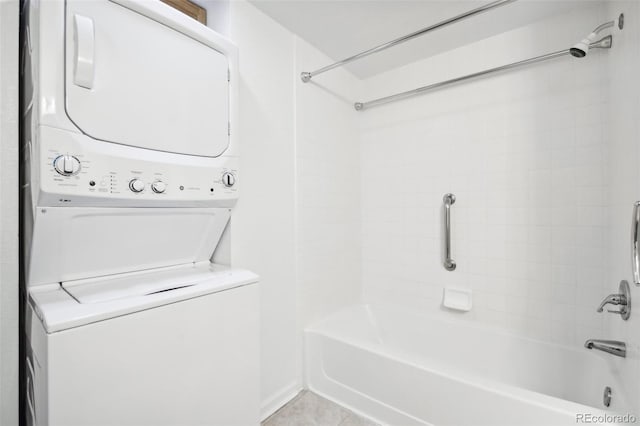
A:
200,0,229,37
0,0,19,424
359,3,611,346
224,1,363,418
227,1,299,418
295,37,362,330
604,0,640,414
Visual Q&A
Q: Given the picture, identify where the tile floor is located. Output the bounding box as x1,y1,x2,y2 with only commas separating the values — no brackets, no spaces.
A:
263,390,379,426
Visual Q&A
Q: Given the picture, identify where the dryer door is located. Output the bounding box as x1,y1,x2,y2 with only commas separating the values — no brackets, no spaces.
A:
64,0,230,157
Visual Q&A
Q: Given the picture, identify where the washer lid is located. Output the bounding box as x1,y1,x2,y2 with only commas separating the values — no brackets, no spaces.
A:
65,0,231,157
61,262,235,304
27,207,231,287
31,263,259,333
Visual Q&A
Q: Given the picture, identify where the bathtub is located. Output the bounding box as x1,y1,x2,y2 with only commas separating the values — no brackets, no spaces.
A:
305,305,632,426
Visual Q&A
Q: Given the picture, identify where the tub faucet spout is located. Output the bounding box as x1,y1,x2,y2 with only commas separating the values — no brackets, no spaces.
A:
584,339,626,358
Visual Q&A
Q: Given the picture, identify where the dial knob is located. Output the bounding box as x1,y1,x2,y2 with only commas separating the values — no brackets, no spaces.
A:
53,155,81,176
151,181,167,194
129,178,145,193
222,172,236,187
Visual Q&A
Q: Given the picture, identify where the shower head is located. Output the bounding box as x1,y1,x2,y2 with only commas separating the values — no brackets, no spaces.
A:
570,14,623,58
570,35,613,58
570,38,590,58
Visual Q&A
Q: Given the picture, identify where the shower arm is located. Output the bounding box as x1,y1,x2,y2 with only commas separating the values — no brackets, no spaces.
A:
353,17,621,111
592,20,617,36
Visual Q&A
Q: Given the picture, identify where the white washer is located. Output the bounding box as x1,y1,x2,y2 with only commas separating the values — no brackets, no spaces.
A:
21,1,258,425
27,264,259,426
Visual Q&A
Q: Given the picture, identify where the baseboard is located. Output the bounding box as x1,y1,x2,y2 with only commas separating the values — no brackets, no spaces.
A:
261,381,302,421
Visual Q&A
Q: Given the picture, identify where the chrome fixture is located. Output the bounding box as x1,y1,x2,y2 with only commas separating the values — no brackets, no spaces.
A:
603,386,612,408
570,14,624,57
584,340,626,358
596,280,631,320
632,201,640,286
443,193,456,271
353,17,620,111
300,0,517,83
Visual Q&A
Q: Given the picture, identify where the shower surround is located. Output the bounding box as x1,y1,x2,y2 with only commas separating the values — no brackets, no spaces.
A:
305,0,640,423
359,4,612,348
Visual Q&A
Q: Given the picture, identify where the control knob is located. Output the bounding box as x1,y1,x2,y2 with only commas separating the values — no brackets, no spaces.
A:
222,172,236,187
129,178,145,193
151,181,167,194
53,155,81,176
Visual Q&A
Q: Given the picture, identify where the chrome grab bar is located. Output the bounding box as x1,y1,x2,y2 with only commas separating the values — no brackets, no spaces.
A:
632,202,640,286
443,193,456,271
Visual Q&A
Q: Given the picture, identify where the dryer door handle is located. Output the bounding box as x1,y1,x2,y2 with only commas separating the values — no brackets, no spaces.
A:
73,14,95,89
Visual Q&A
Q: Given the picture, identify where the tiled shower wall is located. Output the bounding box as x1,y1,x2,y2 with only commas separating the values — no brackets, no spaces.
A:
359,3,612,347
604,0,640,415
295,37,362,329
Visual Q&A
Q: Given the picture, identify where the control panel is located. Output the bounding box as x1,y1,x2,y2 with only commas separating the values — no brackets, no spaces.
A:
38,127,239,207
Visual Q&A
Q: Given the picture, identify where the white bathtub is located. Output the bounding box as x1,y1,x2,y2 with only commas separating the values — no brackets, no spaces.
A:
305,304,632,426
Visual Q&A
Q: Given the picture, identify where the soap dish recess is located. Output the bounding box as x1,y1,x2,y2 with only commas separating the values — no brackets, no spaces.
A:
443,288,472,312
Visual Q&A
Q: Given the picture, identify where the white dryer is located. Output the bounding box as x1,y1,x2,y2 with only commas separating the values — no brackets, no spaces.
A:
21,1,259,425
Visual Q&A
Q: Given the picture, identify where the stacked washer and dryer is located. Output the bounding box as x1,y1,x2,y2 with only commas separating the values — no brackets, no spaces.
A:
22,1,259,425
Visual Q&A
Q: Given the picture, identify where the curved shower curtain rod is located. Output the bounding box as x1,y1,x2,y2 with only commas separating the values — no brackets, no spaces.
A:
300,0,518,83
353,16,623,111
